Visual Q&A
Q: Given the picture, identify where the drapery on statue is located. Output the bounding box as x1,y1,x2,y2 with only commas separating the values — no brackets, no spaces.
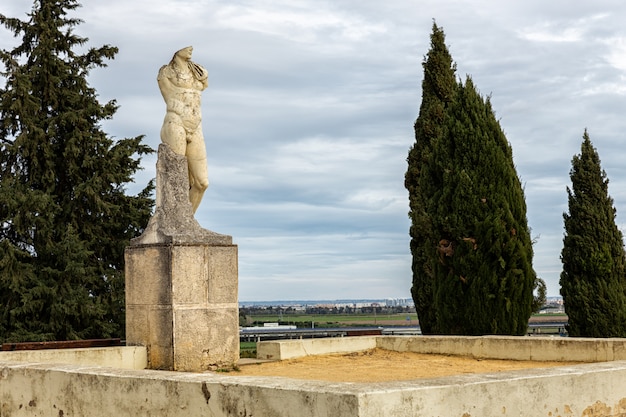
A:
158,46,209,214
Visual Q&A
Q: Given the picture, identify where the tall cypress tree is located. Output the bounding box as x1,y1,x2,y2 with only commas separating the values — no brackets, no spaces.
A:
0,1,154,342
405,22,457,334
427,77,536,335
560,130,626,337
407,24,537,335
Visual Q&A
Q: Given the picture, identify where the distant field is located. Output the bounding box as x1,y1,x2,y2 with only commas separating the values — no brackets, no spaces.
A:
244,312,567,327
245,313,419,327
239,313,568,355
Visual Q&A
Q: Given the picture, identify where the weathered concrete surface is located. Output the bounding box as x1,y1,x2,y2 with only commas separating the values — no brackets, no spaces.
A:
2,356,626,416
0,362,360,417
377,335,626,362
125,243,239,371
353,362,626,417
257,336,378,360
257,335,626,362
0,346,146,370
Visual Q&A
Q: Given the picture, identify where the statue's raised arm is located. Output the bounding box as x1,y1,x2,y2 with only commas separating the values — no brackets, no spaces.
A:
158,46,209,214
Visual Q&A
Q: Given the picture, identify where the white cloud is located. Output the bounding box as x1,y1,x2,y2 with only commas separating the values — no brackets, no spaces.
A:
214,3,387,45
603,36,626,71
517,13,609,43
519,25,584,43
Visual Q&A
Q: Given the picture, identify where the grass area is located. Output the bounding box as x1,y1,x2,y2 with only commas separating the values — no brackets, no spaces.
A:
247,313,567,327
239,313,568,355
240,341,257,358
531,313,567,318
245,313,417,327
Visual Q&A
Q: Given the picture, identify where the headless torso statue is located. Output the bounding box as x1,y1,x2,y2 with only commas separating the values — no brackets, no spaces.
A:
130,46,230,244
158,46,209,214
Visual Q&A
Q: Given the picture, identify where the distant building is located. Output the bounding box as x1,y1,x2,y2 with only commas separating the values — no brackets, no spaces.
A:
539,303,565,314
385,298,415,307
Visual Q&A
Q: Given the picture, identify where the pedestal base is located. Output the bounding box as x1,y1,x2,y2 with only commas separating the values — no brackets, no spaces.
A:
125,243,239,371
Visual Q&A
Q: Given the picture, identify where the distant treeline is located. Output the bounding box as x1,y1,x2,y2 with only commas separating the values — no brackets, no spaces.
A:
241,305,415,316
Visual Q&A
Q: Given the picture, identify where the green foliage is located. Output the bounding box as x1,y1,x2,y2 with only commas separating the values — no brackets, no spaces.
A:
405,22,457,334
532,277,547,313
0,0,154,342
560,130,626,337
406,24,536,335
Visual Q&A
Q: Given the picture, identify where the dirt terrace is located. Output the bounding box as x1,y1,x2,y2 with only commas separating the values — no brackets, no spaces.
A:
234,348,581,383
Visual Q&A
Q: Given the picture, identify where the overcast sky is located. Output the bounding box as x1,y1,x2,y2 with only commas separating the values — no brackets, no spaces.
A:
2,1,626,301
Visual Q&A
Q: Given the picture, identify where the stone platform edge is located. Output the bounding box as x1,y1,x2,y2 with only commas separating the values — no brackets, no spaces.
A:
0,346,147,370
257,335,626,362
2,348,626,416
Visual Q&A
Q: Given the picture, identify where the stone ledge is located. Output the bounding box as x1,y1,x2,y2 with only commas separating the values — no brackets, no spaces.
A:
257,335,626,363
0,346,147,370
2,349,626,416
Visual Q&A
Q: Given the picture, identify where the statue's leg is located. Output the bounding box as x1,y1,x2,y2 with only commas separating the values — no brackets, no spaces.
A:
160,114,187,155
186,131,209,213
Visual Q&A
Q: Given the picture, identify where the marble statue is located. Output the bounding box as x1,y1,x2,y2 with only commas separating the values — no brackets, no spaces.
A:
158,46,209,213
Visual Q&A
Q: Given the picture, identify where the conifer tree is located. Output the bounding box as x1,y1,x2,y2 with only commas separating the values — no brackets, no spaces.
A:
560,130,626,337
0,1,154,342
427,77,536,335
406,24,536,335
405,22,457,334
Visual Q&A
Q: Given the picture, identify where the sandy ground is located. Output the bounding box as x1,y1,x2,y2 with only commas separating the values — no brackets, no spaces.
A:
234,348,581,383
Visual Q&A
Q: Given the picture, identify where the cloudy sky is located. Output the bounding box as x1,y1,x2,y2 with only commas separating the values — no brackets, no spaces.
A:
2,1,626,301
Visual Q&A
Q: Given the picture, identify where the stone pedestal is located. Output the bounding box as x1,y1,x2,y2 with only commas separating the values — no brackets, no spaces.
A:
125,144,239,371
125,243,238,371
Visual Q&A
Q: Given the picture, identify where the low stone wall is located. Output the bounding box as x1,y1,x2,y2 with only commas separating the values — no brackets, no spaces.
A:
379,335,626,362
0,362,361,417
256,336,378,360
2,337,626,416
257,335,626,362
0,346,147,370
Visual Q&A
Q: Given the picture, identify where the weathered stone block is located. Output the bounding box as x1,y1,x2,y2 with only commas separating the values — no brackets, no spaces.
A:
125,242,239,372
173,307,239,371
124,305,149,345
130,144,232,246
125,246,171,305
171,245,208,305
207,246,238,304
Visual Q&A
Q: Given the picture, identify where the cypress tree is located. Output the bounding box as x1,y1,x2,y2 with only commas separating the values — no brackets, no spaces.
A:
407,24,537,335
560,130,626,337
427,77,536,335
405,22,457,334
0,1,154,342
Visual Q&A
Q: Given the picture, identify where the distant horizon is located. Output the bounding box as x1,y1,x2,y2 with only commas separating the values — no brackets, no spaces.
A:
239,298,411,306
239,295,563,305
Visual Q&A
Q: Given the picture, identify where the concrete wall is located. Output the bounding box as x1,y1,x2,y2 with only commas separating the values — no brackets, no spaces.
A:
377,335,626,362
0,362,360,417
257,335,626,362
257,336,378,360
2,356,626,416
2,337,626,416
356,362,626,417
0,346,147,370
